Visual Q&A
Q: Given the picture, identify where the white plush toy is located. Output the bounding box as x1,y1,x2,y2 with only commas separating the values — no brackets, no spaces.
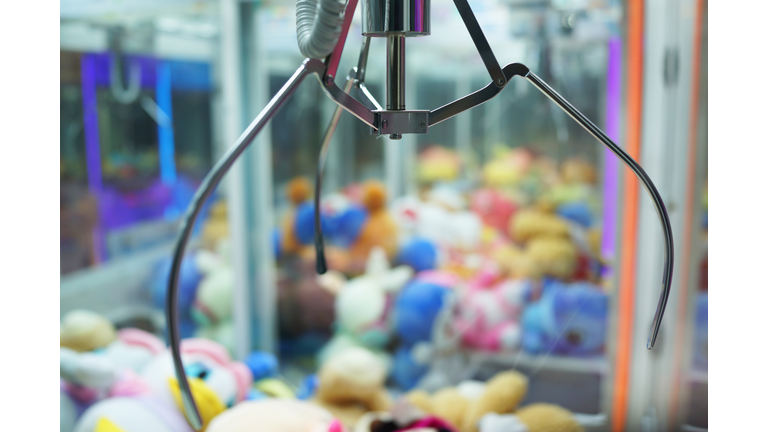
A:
318,247,413,371
390,189,482,252
192,240,236,356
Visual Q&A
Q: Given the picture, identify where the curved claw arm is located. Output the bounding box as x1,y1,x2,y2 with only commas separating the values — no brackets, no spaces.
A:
165,58,324,430
524,71,674,349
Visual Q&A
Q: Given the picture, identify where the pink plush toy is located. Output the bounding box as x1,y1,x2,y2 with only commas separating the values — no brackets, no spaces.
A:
470,189,518,237
455,269,528,352
74,338,253,432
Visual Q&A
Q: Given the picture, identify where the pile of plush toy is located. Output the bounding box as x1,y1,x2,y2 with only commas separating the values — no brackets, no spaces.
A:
272,146,610,382
61,145,611,431
61,310,587,432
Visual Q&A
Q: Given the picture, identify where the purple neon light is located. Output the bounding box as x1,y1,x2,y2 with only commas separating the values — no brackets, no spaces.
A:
601,36,621,262
81,53,105,262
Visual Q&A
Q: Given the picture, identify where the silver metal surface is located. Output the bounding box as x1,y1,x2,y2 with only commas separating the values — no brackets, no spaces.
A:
361,0,431,36
525,71,675,350
166,58,324,430
324,0,359,80
386,35,406,110
371,110,429,136
320,76,378,129
429,63,529,126
314,75,356,273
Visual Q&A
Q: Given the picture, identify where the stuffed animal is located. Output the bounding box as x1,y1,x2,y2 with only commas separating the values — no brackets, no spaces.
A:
74,338,253,432
481,147,534,188
61,310,117,353
279,177,315,256
521,280,608,357
318,247,413,369
61,387,79,432
61,328,165,404
417,145,462,185
150,255,203,339
391,274,452,390
397,237,439,273
455,274,527,353
402,369,529,432
192,241,236,355
469,188,518,237
401,370,585,432
206,399,341,432
390,191,482,253
201,200,230,251
347,181,400,265
312,347,392,429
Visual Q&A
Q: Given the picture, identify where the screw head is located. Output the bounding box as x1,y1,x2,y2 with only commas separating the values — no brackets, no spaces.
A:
325,75,334,85
497,78,505,86
418,121,425,127
382,120,388,129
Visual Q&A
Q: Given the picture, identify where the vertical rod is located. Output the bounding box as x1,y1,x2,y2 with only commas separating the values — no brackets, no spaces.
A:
387,35,405,139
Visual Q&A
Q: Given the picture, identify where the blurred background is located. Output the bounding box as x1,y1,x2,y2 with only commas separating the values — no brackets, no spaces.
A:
60,0,707,430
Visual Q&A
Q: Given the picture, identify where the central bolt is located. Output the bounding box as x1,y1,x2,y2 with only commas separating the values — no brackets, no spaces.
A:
382,120,388,129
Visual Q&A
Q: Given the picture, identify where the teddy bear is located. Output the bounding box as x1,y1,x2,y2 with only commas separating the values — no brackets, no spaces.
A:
403,369,529,432
347,181,400,267
311,347,393,429
399,369,584,432
279,177,315,256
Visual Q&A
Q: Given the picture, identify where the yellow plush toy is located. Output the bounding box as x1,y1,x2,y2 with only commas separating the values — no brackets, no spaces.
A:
509,209,571,244
60,309,117,353
281,177,314,255
201,201,230,250
403,370,528,432
401,370,584,432
311,347,392,429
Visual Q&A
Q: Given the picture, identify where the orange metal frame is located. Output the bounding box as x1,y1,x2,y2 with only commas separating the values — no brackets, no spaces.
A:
611,0,644,430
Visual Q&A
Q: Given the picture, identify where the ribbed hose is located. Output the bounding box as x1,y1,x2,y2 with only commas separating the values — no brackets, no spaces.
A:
296,0,347,59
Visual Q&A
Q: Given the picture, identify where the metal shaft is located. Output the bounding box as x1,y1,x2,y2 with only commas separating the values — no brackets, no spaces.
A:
387,35,406,139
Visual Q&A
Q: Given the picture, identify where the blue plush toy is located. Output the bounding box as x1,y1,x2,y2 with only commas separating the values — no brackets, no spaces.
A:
521,280,608,357
327,205,368,248
556,202,593,228
293,202,336,246
391,279,449,389
296,374,319,400
244,351,279,381
149,255,202,338
392,346,430,390
397,238,438,273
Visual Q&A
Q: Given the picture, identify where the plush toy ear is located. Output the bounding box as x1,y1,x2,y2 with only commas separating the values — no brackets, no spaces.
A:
117,328,164,356
365,247,390,275
381,266,414,293
180,338,232,366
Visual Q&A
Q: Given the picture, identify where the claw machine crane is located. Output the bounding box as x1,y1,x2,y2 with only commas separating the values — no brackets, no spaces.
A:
162,0,709,431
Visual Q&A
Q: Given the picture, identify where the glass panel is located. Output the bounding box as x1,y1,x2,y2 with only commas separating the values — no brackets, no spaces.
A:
59,6,249,426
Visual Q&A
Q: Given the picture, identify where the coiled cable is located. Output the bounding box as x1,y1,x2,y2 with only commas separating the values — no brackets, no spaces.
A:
296,0,347,59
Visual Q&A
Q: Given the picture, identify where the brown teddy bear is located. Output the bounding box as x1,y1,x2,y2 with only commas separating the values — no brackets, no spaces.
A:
401,369,583,432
